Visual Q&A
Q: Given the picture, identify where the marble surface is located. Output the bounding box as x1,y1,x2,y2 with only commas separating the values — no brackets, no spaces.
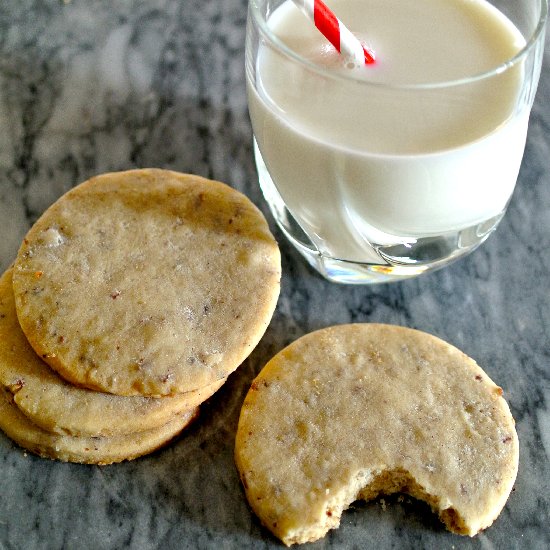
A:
0,1,549,548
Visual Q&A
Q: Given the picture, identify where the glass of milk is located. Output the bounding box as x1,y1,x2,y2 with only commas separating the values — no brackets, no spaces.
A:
246,0,547,283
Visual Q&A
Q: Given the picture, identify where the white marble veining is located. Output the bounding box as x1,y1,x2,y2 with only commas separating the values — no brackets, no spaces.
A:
0,1,549,548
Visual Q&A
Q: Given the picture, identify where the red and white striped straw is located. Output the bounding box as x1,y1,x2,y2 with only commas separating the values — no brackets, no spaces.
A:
292,0,375,65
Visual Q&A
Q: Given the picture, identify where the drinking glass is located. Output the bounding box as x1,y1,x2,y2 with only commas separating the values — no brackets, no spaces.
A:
245,0,548,283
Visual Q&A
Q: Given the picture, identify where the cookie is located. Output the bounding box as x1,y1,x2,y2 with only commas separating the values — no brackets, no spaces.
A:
235,324,519,545
0,386,198,465
0,267,222,436
12,169,280,396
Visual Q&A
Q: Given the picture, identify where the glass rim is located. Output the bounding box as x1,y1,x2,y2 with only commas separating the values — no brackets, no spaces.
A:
249,0,548,90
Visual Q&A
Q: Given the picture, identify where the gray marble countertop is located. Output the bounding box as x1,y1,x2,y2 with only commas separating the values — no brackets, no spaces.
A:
0,1,549,548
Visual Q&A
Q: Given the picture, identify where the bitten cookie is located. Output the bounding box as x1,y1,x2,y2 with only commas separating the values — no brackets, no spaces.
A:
0,267,223,437
0,386,198,465
235,324,519,545
12,169,280,396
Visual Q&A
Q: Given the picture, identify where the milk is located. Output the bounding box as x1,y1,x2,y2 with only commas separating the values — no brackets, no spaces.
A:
248,0,528,263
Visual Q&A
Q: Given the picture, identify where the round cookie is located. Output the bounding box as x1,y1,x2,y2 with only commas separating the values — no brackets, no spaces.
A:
235,324,519,545
0,386,198,465
12,169,280,396
0,267,224,437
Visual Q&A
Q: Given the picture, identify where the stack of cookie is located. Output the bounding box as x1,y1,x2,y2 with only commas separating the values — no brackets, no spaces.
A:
0,169,281,464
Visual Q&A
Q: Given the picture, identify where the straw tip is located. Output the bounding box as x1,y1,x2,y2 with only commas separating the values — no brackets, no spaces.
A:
363,46,376,65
